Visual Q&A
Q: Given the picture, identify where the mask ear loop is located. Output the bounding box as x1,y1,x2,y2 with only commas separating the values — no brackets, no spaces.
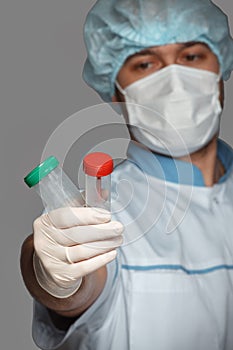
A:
216,61,224,83
115,81,126,96
217,71,222,83
216,71,222,104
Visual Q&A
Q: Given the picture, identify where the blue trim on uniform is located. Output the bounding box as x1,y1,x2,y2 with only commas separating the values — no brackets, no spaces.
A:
154,153,204,186
122,263,233,275
152,138,233,186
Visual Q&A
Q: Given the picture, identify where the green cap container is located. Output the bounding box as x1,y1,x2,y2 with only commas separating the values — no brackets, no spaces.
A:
24,156,59,188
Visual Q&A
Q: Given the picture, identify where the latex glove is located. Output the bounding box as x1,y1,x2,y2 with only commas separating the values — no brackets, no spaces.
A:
33,207,123,298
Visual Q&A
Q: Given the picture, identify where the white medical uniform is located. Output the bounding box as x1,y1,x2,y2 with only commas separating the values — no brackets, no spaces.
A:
32,139,233,350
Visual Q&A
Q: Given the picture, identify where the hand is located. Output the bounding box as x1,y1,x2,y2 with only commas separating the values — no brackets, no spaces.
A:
33,207,123,298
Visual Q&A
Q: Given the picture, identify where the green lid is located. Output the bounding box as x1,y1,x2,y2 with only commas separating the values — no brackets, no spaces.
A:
24,156,59,188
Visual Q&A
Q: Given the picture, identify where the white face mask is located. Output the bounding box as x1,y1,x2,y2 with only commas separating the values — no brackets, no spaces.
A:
116,64,222,157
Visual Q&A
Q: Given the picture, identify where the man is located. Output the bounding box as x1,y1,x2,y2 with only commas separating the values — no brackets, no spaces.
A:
20,0,233,349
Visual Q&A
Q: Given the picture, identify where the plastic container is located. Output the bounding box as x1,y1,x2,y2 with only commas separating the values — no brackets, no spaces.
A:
24,156,82,211
83,152,113,211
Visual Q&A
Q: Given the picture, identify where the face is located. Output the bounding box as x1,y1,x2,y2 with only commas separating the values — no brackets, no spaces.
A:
113,42,223,105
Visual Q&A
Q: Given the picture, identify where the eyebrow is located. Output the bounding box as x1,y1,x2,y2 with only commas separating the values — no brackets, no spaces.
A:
125,42,208,62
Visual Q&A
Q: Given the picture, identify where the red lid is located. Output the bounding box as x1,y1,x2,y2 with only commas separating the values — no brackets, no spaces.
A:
83,152,113,177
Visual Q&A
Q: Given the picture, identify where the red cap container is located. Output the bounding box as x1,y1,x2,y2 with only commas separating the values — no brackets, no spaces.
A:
83,152,113,177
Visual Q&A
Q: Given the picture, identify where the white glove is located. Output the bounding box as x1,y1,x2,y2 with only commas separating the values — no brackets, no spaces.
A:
33,207,123,298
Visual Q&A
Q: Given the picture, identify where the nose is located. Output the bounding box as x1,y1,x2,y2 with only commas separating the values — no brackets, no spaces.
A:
158,56,177,69
152,43,181,69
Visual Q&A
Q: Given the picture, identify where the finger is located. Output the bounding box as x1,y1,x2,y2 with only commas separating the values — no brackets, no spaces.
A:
65,236,123,263
55,221,124,246
67,250,117,278
42,207,111,228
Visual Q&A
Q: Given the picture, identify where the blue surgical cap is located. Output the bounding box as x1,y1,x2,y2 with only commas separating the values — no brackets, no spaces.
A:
83,0,233,102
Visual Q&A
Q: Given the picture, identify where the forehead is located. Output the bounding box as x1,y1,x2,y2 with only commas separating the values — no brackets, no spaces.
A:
125,42,212,62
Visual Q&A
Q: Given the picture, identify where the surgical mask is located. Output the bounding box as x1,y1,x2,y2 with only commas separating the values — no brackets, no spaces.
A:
116,64,222,157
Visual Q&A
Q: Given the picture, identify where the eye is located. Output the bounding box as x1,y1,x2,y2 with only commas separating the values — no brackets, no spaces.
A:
135,61,154,70
178,45,208,64
127,54,160,73
185,54,199,62
181,52,204,63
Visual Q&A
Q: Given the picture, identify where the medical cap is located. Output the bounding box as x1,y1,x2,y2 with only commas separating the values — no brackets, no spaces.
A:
83,0,233,102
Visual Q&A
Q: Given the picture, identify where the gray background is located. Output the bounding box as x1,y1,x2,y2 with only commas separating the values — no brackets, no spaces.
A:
1,1,233,349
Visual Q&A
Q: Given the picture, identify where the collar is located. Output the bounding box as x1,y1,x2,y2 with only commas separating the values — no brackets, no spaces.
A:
126,139,233,187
